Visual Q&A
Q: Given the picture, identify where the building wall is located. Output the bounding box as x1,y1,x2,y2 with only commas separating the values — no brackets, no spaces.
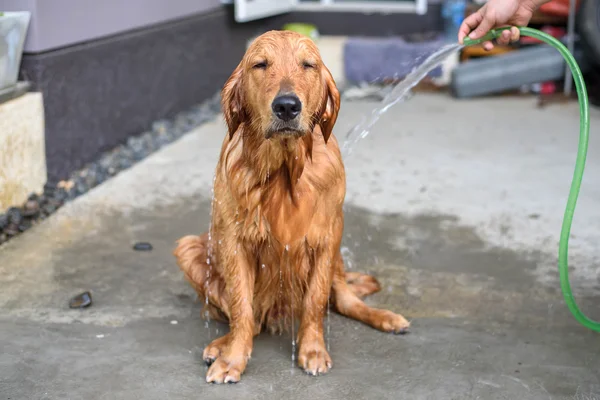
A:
0,0,221,52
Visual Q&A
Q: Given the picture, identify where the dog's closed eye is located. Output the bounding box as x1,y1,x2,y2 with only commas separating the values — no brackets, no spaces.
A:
253,61,268,70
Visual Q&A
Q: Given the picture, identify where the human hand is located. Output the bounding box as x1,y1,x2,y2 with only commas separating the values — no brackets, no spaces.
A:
458,0,541,50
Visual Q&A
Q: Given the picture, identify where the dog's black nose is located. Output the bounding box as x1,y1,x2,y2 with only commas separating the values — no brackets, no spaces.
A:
272,95,302,121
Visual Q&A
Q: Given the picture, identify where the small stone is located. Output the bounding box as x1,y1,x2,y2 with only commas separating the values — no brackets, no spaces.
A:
170,320,178,325
18,221,31,232
43,182,57,195
69,291,92,309
57,180,75,191
74,179,87,195
133,242,153,251
6,208,22,225
42,203,57,215
4,224,19,236
96,334,105,339
152,120,170,134
52,190,67,203
22,200,40,217
0,214,8,230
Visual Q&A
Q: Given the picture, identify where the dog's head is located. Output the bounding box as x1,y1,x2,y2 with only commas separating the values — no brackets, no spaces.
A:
221,30,340,143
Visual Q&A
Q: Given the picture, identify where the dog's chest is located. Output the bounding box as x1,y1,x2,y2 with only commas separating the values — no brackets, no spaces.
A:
238,182,318,246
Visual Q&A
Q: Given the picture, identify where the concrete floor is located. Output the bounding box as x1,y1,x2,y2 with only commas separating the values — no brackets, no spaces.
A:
2,94,600,399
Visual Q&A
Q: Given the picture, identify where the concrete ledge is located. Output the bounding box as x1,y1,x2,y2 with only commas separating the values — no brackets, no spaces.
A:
0,92,46,212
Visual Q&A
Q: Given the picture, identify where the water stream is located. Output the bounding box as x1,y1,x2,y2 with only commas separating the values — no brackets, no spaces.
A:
341,43,464,157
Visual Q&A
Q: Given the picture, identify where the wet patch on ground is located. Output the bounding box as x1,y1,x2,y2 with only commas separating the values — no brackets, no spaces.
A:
1,195,600,399
1,195,598,329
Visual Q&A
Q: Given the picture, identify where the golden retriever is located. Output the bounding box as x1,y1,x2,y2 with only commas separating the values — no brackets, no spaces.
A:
174,30,410,384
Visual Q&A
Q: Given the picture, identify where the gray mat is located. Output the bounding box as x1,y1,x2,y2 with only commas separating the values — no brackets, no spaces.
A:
344,36,445,84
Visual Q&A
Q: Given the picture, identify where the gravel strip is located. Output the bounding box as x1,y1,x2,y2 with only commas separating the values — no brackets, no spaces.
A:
0,92,222,247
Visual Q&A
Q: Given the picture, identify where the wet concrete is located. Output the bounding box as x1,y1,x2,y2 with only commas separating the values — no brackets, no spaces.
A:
2,95,600,399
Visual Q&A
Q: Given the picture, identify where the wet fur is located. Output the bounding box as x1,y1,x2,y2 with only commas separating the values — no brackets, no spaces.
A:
174,30,410,384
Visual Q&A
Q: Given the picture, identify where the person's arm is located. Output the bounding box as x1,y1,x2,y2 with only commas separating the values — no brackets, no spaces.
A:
458,0,552,50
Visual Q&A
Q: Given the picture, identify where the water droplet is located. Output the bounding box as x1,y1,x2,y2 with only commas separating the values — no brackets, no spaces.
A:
340,43,462,156
262,264,266,269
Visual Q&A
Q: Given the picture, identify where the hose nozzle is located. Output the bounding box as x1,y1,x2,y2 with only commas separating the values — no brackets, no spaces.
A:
462,26,515,46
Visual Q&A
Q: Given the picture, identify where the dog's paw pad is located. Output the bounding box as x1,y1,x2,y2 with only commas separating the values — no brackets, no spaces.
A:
298,346,332,376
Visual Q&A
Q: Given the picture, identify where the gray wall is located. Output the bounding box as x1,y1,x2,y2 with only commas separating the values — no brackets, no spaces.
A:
0,0,221,53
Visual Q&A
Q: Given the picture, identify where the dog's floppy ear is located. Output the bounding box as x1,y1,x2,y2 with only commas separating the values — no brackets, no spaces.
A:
221,62,244,138
318,64,341,144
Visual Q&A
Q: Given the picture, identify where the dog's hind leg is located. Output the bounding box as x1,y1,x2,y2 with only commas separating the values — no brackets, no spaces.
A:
332,254,410,334
174,233,229,322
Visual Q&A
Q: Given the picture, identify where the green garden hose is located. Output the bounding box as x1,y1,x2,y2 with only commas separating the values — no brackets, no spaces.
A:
464,27,599,332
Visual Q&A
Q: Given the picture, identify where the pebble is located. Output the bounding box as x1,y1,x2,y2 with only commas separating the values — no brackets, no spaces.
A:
6,208,22,225
0,214,8,230
0,92,220,248
22,200,40,217
133,242,153,252
4,224,19,236
69,291,93,309
18,221,31,232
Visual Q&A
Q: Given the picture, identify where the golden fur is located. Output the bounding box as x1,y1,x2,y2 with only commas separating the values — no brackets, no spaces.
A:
174,30,410,384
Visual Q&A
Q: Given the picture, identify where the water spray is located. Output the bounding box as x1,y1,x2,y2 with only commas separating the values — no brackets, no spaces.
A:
464,27,598,332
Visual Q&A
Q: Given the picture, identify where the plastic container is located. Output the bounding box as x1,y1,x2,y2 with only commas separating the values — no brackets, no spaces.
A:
442,0,466,43
0,12,31,91
282,23,319,42
450,44,591,98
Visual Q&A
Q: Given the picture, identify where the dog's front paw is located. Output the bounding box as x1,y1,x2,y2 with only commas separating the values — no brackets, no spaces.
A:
298,341,332,376
203,334,231,366
206,350,249,384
